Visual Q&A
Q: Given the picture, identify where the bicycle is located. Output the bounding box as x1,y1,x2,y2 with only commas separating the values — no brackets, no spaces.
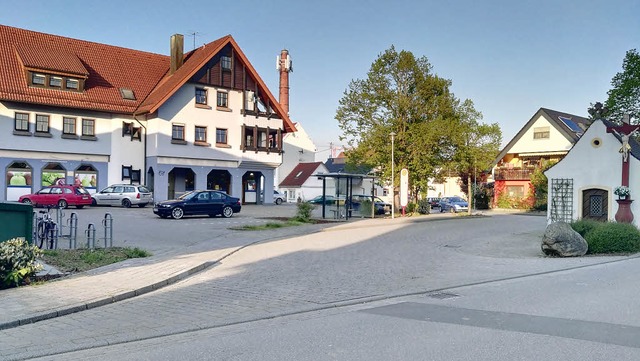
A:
36,206,58,249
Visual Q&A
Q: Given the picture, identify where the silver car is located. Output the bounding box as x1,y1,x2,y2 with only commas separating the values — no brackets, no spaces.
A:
92,184,153,208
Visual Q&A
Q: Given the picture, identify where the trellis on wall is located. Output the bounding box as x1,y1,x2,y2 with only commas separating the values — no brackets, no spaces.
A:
550,178,574,222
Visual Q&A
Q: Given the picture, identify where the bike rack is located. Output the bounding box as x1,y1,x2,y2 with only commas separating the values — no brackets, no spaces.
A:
56,207,66,236
86,223,96,249
67,212,78,249
32,211,38,245
102,213,113,248
50,224,59,250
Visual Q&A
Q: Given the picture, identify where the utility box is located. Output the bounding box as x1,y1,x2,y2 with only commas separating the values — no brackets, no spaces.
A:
0,202,33,244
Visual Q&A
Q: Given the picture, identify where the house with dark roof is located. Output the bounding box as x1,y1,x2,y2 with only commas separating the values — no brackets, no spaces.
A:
0,25,295,204
491,107,590,207
545,118,640,225
279,162,332,201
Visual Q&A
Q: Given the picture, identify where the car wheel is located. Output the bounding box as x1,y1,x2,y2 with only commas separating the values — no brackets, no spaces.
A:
91,198,97,206
21,198,32,205
275,198,282,205
138,203,147,208
58,199,68,209
222,206,233,218
171,207,184,219
450,207,456,213
122,199,132,208
76,205,84,209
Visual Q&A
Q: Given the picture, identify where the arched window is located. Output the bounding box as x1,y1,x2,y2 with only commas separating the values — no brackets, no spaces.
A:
42,163,66,186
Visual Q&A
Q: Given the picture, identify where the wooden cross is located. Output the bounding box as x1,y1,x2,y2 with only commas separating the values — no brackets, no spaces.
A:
606,115,639,187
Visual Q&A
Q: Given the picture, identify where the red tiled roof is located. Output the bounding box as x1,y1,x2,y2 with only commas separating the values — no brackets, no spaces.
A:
0,25,168,114
136,36,295,133
279,162,324,187
0,25,296,133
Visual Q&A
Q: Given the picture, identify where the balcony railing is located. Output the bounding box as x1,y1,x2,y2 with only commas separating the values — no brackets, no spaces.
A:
494,167,536,181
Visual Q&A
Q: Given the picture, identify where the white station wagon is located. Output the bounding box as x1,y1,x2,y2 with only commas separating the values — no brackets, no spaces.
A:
92,184,153,208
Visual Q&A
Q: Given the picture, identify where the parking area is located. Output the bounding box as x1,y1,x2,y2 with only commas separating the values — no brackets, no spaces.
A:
40,203,304,255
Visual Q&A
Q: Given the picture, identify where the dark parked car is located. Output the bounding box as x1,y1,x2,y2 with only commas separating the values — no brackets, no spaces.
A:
439,196,469,213
349,195,391,215
19,185,92,209
153,190,241,219
307,195,336,205
427,197,441,209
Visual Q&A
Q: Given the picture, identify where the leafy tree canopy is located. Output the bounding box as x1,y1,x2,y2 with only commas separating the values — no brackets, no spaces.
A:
335,46,501,195
605,49,640,122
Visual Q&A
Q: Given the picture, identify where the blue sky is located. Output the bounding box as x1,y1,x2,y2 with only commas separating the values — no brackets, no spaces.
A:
2,0,638,157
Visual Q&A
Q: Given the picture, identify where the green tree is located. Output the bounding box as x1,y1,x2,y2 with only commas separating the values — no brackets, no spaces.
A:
335,46,498,199
605,49,640,122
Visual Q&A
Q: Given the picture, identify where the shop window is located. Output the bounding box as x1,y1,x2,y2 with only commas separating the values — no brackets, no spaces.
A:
6,161,32,187
75,164,97,189
42,163,66,186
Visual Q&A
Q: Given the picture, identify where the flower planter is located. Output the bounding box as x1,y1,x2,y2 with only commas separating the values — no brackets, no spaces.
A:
615,199,634,223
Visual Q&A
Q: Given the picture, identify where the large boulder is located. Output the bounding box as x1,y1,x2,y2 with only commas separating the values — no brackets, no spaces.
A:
541,221,588,257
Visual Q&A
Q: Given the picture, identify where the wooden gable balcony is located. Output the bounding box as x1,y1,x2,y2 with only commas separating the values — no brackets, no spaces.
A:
494,167,536,181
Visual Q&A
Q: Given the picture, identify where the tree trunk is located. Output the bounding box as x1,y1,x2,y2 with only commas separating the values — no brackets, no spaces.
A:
468,174,472,215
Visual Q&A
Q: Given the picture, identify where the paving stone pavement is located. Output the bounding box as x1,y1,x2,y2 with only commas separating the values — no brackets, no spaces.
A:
1,211,635,360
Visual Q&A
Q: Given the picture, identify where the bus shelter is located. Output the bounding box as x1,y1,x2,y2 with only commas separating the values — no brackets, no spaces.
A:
313,172,378,220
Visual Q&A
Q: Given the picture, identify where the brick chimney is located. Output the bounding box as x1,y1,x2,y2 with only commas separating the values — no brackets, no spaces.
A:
170,34,184,75
277,49,292,115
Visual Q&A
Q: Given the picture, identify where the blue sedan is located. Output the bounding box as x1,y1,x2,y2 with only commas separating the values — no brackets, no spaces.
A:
439,196,469,213
153,190,241,219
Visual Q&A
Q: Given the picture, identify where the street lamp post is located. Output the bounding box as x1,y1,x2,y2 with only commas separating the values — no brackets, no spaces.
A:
390,132,396,219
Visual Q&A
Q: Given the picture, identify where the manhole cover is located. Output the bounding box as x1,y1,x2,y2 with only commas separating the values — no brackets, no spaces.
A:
426,292,459,300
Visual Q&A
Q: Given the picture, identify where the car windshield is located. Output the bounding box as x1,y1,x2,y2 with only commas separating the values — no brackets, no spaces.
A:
450,197,465,202
76,187,90,195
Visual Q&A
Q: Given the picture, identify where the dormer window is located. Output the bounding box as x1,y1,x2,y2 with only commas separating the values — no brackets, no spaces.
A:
49,76,62,88
66,79,79,90
32,73,45,85
27,71,83,92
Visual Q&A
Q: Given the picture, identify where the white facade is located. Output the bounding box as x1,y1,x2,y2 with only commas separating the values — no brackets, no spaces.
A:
0,102,116,200
545,119,635,224
427,176,465,199
276,122,317,192
508,115,574,155
280,163,334,202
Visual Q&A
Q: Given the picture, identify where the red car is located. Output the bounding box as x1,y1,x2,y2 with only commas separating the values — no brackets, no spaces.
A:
19,185,92,209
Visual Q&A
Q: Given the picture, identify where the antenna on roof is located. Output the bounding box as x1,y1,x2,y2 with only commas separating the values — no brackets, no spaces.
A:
187,31,205,51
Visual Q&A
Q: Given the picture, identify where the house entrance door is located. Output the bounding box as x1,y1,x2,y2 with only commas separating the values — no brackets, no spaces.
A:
582,189,608,221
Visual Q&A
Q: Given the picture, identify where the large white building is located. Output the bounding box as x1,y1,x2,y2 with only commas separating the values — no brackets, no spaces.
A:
0,25,295,204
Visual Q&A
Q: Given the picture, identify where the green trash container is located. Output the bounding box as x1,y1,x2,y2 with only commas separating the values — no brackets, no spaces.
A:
0,202,33,244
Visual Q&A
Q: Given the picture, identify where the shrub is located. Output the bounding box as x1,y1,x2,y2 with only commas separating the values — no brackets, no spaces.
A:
294,202,315,223
0,238,43,289
406,202,417,214
570,219,602,238
584,222,640,254
359,199,373,217
417,199,431,214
